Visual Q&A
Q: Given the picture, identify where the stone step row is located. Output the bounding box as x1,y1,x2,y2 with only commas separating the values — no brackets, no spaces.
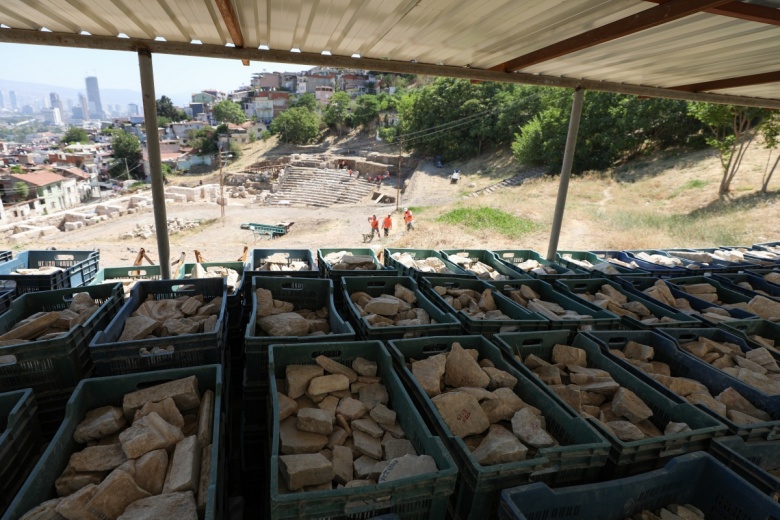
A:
467,167,547,198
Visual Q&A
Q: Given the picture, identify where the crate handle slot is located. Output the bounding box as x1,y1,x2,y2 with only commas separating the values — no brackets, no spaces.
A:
521,338,543,347
365,281,387,288
0,354,18,367
53,255,76,261
572,283,588,291
311,349,343,359
139,347,176,358
677,334,699,342
422,343,449,353
280,282,304,290
607,337,628,347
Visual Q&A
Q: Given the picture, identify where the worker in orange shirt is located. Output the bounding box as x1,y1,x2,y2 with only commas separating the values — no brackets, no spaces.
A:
403,208,414,231
382,214,393,237
368,215,380,238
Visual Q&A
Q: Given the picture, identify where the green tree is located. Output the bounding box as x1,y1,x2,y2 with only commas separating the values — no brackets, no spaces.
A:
760,111,780,193
248,130,257,143
688,103,770,200
270,107,320,144
352,95,381,131
290,93,318,112
10,164,23,174
212,100,246,125
62,126,89,145
189,126,218,156
109,130,144,179
13,181,29,200
323,91,351,136
156,95,187,122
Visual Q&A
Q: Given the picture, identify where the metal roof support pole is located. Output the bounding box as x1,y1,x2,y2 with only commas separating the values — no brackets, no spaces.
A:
138,49,171,279
546,87,584,262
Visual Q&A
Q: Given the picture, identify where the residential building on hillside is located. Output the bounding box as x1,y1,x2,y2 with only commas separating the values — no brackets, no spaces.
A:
252,72,281,89
1,170,79,214
315,86,334,104
297,74,336,94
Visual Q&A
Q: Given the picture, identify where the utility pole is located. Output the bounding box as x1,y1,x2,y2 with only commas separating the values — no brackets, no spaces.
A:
218,139,225,219
396,136,403,212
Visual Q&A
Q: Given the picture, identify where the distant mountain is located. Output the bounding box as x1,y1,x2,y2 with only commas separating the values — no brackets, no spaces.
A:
0,78,193,111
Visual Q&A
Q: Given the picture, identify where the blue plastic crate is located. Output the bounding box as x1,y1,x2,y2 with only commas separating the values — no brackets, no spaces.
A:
494,330,726,477
498,452,780,520
614,251,689,277
554,278,699,330
713,272,780,301
0,250,100,296
719,319,780,351
587,329,780,441
555,250,651,278
710,435,780,499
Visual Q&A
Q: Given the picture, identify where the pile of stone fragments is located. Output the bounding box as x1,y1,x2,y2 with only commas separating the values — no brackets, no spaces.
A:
409,342,559,466
518,343,692,442
349,285,433,328
18,376,215,519
275,355,437,492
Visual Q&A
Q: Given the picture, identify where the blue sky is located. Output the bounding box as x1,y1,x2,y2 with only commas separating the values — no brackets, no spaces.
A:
0,43,307,104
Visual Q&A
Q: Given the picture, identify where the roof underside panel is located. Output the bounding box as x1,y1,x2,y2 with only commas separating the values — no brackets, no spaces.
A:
520,12,780,90
0,0,779,103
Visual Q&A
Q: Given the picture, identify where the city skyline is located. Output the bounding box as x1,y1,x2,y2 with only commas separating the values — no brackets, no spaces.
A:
0,43,308,107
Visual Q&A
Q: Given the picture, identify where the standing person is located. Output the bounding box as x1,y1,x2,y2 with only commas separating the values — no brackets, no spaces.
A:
382,214,393,237
403,208,414,231
369,215,380,238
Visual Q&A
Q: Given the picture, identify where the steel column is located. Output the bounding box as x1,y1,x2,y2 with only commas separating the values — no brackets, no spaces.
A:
547,88,585,262
138,49,171,279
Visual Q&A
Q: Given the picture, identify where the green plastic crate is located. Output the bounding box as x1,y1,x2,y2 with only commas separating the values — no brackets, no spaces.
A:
89,265,163,298
268,341,458,520
719,319,780,351
3,365,223,520
384,248,475,281
0,250,100,296
556,250,651,278
494,330,726,477
386,335,610,520
89,278,227,376
554,278,699,330
588,329,780,441
0,389,44,517
341,276,461,341
710,436,780,499
178,261,246,297
0,283,124,394
498,452,780,520
418,276,549,336
249,248,318,273
317,248,389,278
666,275,763,308
489,249,588,281
439,249,532,281
244,276,356,385
495,279,621,333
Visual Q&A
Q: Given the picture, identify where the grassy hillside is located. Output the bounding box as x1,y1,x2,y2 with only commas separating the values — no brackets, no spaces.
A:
397,138,779,252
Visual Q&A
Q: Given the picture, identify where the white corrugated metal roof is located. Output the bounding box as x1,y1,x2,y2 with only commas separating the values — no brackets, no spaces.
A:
1,0,779,104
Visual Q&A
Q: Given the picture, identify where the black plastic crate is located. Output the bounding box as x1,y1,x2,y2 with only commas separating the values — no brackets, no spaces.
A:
710,435,780,499
719,319,780,351
0,289,14,315
0,251,12,264
498,452,780,520
0,388,44,517
0,250,100,296
588,329,780,441
0,283,123,395
89,278,228,376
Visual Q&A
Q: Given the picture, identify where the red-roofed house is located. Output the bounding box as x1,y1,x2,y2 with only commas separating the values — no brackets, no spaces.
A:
1,169,79,213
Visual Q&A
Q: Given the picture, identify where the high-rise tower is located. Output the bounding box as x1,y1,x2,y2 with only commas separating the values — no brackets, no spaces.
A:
50,92,66,121
85,76,104,119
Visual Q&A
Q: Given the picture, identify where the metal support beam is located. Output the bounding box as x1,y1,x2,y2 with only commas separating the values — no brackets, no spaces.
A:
492,0,733,72
547,88,585,262
138,49,171,279
671,70,780,92
646,0,780,26
1,29,780,109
